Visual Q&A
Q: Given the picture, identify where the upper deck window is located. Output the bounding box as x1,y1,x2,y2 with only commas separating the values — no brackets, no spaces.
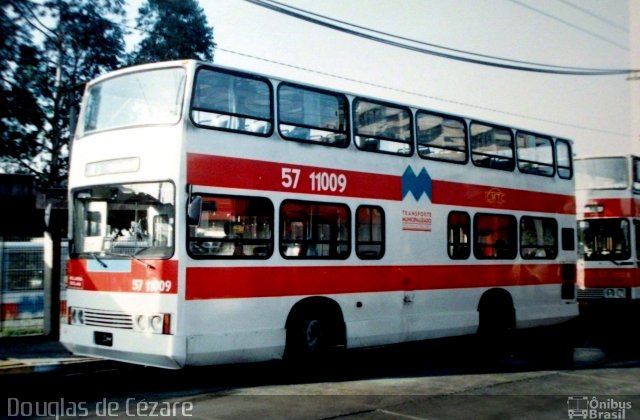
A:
575,157,628,190
555,139,573,180
80,67,186,137
633,157,640,192
192,67,273,136
516,132,554,176
354,98,413,156
416,111,467,163
470,122,514,171
278,83,349,147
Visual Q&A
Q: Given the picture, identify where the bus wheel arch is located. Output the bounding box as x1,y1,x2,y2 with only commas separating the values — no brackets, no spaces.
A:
477,288,516,335
284,296,346,360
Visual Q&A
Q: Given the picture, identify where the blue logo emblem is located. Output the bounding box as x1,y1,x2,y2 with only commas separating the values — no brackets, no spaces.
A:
402,166,432,201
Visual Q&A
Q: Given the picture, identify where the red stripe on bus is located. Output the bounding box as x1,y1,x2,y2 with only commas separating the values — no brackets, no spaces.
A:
580,198,640,218
188,153,402,200
66,260,179,293
581,268,640,288
433,180,575,214
185,264,565,300
187,154,574,214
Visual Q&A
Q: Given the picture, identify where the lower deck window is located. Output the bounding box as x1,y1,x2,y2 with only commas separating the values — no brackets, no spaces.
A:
474,213,517,259
520,216,558,259
188,194,273,258
280,200,350,259
448,211,470,259
356,206,385,259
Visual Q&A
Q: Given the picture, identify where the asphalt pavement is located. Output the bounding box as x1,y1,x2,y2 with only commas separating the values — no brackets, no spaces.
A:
0,336,117,376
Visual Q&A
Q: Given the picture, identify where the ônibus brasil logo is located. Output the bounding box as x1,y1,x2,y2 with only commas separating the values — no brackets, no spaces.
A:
567,396,632,419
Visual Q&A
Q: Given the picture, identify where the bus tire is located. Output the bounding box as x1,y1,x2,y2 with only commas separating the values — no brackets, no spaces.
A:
477,290,516,360
284,299,345,365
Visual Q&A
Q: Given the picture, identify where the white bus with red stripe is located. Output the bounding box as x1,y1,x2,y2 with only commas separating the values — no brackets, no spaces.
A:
61,60,578,369
576,155,640,302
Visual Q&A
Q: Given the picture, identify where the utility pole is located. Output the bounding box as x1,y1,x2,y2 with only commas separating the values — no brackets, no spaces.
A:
41,190,67,340
43,202,60,340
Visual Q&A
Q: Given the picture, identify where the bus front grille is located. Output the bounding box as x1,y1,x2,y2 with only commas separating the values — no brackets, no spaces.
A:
83,309,133,329
577,288,605,299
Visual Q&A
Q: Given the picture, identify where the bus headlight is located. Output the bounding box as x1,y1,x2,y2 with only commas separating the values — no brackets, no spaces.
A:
134,314,150,331
133,313,171,334
68,307,85,325
604,288,626,299
150,315,164,332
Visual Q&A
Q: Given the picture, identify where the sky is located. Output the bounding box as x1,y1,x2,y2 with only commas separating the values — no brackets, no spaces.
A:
127,0,640,159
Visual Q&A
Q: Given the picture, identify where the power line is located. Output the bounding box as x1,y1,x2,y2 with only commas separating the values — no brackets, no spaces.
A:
556,0,629,33
258,0,601,73
509,0,629,51
245,0,636,76
217,47,629,138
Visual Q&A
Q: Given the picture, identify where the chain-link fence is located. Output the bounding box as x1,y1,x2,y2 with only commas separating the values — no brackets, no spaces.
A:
0,239,68,337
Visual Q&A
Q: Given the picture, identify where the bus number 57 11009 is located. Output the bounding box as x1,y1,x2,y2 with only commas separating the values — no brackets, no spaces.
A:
282,167,347,193
132,279,173,293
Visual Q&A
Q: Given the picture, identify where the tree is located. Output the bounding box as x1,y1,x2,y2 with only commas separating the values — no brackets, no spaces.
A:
0,1,44,175
0,0,126,188
130,0,215,65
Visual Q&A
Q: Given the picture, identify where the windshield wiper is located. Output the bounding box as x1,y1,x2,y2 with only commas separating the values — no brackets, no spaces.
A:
90,253,108,268
609,258,634,266
588,253,635,266
106,250,156,270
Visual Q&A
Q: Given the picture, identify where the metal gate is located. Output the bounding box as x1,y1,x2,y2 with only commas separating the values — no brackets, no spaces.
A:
0,240,68,336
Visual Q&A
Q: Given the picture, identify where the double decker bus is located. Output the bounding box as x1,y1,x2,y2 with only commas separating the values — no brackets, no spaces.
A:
60,60,578,369
576,155,640,303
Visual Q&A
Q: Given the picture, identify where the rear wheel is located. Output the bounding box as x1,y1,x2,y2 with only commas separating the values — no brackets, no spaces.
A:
284,301,346,375
286,313,330,361
477,303,516,361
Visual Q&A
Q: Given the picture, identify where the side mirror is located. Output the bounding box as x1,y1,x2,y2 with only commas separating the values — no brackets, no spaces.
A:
187,195,202,226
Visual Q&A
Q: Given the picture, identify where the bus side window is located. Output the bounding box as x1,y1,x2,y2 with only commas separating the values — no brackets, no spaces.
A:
280,200,351,259
447,211,470,259
356,205,385,259
353,98,413,156
416,111,467,164
191,67,273,136
555,139,573,179
561,227,575,251
278,83,349,147
470,122,514,171
520,216,558,259
516,132,554,176
473,213,517,259
635,221,640,261
187,194,274,259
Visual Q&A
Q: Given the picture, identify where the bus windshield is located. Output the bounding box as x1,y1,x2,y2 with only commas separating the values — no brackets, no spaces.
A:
79,67,186,137
578,218,630,261
72,182,175,259
575,157,628,190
